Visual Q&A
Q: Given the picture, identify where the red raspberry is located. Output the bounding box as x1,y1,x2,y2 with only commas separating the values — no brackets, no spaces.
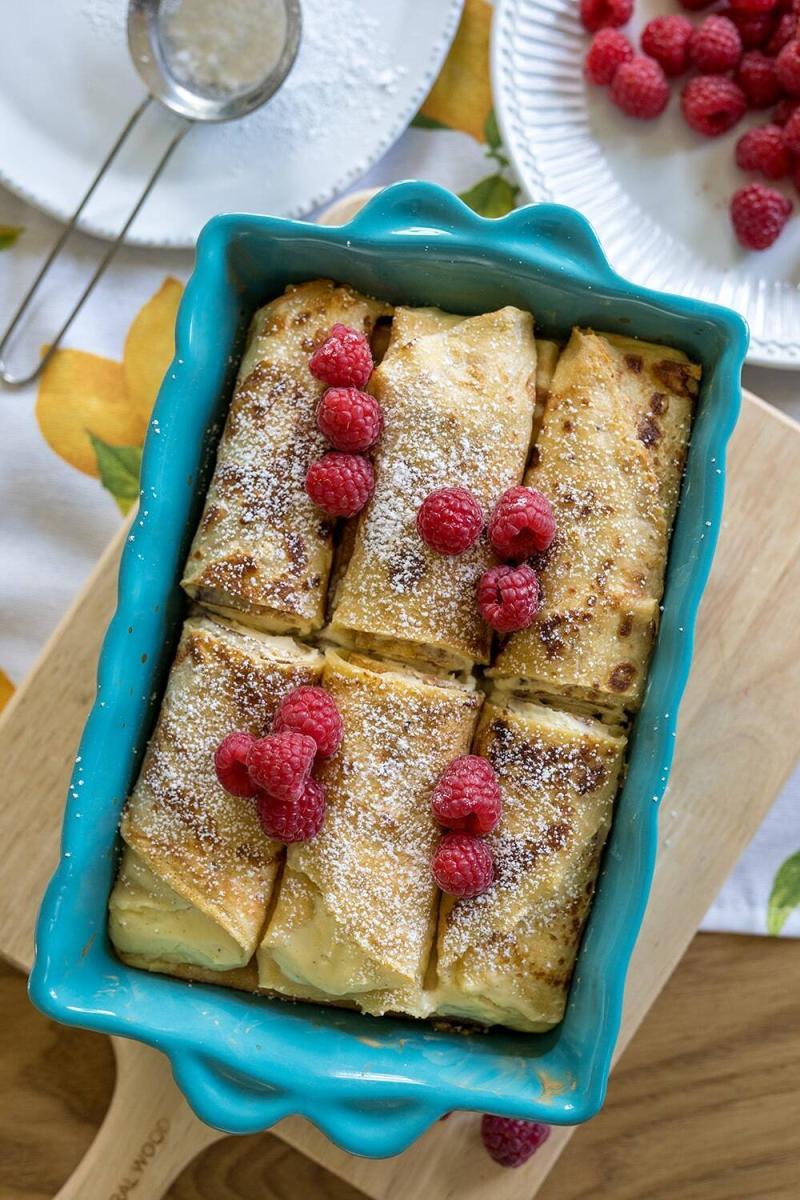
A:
214,731,258,798
766,11,797,52
309,324,373,388
736,51,782,107
317,387,383,453
416,487,484,556
480,1116,551,1168
678,0,716,9
793,159,800,191
774,95,800,120
730,182,793,247
610,56,670,118
784,104,800,147
432,833,494,899
727,8,776,49
641,15,694,76
585,29,634,84
257,777,327,843
247,731,316,801
736,124,791,176
273,685,343,758
579,0,633,33
682,75,747,135
477,564,540,633
488,486,556,560
431,756,503,836
776,39,800,93
729,0,779,11
305,451,374,517
690,16,743,72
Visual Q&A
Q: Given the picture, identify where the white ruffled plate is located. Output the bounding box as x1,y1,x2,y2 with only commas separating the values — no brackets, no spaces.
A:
0,0,463,248
492,0,800,367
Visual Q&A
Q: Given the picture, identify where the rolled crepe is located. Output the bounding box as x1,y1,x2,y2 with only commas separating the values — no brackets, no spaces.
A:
327,306,538,672
110,848,259,991
533,338,560,440
182,280,390,635
432,696,626,1032
111,615,322,971
258,649,483,1017
490,329,698,718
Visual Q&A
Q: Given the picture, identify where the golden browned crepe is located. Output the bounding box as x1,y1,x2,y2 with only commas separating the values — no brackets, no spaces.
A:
110,848,260,990
181,280,390,635
533,338,560,440
490,329,698,718
326,306,538,672
432,696,626,1032
111,615,322,971
257,649,483,1016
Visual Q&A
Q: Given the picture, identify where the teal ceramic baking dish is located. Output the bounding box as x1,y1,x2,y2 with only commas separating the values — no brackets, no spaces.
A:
29,182,748,1155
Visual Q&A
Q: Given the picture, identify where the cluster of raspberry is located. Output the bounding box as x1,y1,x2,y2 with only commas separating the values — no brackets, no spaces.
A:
582,0,800,249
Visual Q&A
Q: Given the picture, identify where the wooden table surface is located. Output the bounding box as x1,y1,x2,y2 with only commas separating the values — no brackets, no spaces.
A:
4,932,799,1200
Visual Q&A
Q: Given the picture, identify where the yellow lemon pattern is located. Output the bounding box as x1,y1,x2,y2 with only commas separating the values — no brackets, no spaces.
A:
123,277,183,433
35,277,183,512
0,669,14,714
36,351,134,478
420,0,493,142
416,0,519,218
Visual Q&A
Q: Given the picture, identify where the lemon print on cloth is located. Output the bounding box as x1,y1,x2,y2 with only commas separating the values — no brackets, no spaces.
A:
415,0,519,218
419,0,493,141
36,351,135,478
0,226,24,251
124,277,183,431
36,278,183,514
0,669,14,714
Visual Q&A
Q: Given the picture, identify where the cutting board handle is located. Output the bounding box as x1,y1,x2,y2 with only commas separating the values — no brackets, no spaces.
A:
55,1037,220,1200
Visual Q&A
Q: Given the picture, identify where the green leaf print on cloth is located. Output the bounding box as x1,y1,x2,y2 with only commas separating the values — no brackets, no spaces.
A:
90,435,142,515
458,174,518,218
0,225,24,250
767,850,800,935
410,113,449,131
455,109,520,218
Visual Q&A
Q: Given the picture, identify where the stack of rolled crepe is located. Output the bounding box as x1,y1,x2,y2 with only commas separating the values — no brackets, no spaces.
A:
108,287,700,1037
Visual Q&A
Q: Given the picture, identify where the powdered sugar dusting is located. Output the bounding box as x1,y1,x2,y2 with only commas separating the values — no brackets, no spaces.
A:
160,0,288,98
183,282,387,627
330,309,538,668
121,617,321,943
437,703,625,1015
282,654,482,985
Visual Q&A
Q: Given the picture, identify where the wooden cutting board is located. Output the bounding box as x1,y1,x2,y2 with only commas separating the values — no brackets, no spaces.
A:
1,390,799,1200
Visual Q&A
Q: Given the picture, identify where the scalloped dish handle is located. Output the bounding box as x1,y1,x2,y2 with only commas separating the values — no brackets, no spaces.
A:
348,182,614,286
498,201,615,282
170,1047,445,1152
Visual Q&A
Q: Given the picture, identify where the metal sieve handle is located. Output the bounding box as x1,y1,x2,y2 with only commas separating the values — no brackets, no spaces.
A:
0,96,188,387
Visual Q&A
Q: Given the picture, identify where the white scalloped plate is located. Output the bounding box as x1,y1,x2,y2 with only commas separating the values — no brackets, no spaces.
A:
0,0,463,249
492,0,800,368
